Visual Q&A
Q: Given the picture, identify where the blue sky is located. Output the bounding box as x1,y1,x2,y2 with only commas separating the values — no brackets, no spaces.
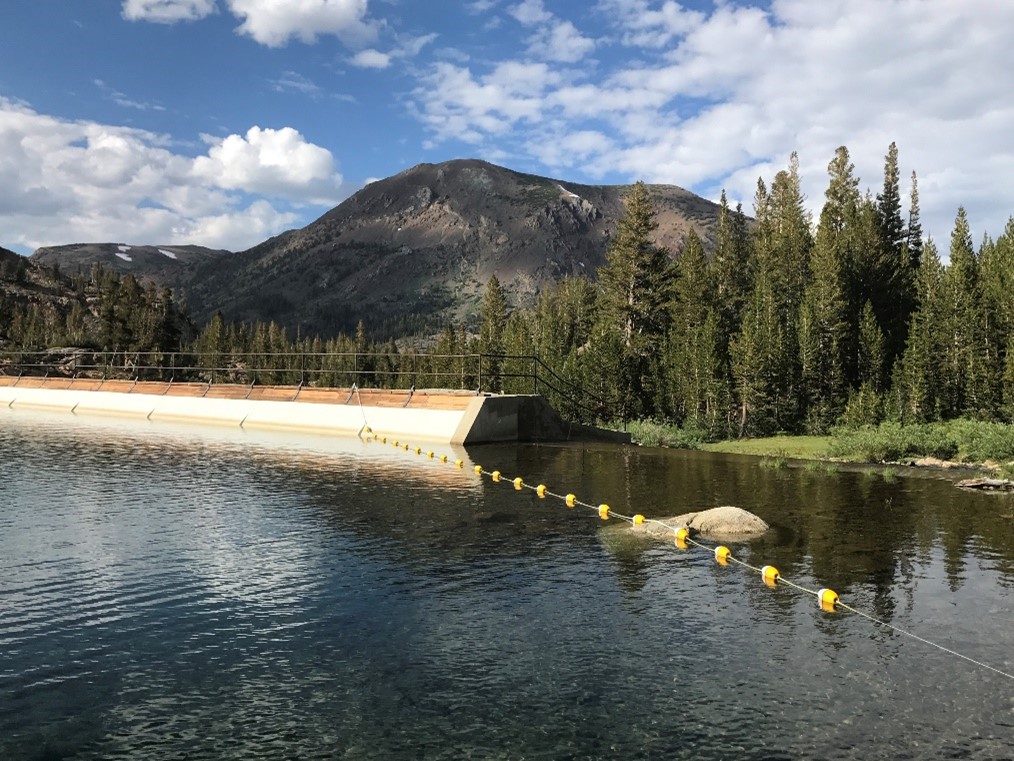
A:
1,0,1012,254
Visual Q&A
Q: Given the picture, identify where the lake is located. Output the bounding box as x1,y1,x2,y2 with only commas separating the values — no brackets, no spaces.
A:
2,409,1013,760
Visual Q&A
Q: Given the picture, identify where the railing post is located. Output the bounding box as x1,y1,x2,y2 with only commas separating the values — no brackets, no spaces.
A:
532,356,538,395
477,354,483,393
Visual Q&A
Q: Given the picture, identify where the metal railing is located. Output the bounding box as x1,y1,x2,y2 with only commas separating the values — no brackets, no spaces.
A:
0,349,614,424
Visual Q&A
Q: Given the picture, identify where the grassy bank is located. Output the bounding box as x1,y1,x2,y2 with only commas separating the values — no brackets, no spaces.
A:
627,419,1014,473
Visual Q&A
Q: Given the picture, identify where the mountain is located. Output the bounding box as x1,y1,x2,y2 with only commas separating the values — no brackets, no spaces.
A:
32,159,729,338
31,243,230,288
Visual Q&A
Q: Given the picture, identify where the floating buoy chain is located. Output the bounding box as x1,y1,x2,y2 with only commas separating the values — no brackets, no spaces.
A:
362,428,1014,681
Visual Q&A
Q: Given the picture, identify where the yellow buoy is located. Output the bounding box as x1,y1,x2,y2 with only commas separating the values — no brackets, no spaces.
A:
598,504,610,520
393,440,399,447
513,477,523,490
818,588,839,612
675,527,689,549
427,451,434,459
474,465,483,475
404,444,410,451
633,514,645,525
715,545,731,565
762,565,780,587
382,437,387,444
565,493,576,508
415,447,422,455
440,455,448,463
364,426,372,433
536,484,547,498
492,470,501,482
455,459,464,468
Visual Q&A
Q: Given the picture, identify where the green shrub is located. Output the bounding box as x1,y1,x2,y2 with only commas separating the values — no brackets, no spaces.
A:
628,419,704,450
828,422,959,462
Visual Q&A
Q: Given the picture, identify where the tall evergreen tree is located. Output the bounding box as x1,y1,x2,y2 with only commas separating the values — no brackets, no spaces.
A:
938,207,981,417
753,153,812,319
907,171,924,270
710,191,753,352
799,146,856,431
873,142,916,364
478,274,509,391
664,231,723,428
594,180,674,417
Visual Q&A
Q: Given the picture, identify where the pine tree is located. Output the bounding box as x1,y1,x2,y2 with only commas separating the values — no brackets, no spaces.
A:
873,142,916,364
907,171,924,270
799,146,856,431
753,153,812,320
478,274,509,391
898,240,944,422
731,269,795,436
710,191,753,352
938,207,980,417
595,180,674,418
664,231,720,425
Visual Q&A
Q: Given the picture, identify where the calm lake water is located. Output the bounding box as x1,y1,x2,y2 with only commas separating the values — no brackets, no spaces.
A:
2,409,1013,760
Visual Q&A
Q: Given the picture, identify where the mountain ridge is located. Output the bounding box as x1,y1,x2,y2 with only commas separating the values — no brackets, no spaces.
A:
29,159,731,338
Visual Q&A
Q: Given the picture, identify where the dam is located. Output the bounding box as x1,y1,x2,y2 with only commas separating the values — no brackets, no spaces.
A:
0,374,625,445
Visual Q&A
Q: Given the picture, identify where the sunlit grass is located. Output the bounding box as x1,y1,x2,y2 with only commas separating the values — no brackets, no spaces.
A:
702,435,831,460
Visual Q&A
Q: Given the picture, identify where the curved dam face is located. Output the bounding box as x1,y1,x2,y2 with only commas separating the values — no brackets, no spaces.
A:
0,377,626,445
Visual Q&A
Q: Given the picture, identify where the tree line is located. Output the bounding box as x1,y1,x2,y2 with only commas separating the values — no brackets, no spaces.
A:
4,142,1014,438
484,143,1014,435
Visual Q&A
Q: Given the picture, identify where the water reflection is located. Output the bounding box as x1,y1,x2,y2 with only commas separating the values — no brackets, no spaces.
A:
1,411,1013,760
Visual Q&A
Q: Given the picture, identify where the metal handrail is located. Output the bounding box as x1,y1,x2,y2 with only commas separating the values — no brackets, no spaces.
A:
0,349,614,423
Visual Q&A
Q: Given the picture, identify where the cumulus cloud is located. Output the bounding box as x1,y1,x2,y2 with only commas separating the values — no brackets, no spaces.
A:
411,0,1014,242
226,0,376,47
192,126,343,204
0,98,345,251
121,0,217,23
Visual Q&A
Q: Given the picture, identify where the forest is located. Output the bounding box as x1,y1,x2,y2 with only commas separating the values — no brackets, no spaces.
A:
3,142,1014,440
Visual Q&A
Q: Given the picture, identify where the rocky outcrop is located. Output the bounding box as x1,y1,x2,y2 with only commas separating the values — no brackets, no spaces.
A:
631,506,770,540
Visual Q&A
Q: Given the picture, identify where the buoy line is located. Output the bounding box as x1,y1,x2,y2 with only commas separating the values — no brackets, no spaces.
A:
359,426,1014,682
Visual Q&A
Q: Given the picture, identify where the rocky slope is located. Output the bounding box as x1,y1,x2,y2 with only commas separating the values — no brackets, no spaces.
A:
31,159,728,337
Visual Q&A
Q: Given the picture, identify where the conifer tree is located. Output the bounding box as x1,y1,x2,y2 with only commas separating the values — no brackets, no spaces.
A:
731,269,795,436
873,142,916,364
938,207,980,417
752,153,812,319
664,231,722,427
907,171,924,270
898,239,944,421
595,180,674,417
479,274,509,391
710,191,753,351
799,146,856,431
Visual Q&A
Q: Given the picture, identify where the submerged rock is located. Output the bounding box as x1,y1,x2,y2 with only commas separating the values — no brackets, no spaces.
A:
631,506,769,540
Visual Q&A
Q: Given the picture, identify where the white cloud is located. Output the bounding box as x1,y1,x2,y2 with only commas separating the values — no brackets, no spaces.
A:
269,71,324,97
351,49,391,69
350,33,438,69
411,61,560,145
530,19,595,63
225,0,377,47
0,99,344,252
509,0,552,25
94,79,167,112
508,0,595,63
410,0,1014,243
192,126,344,204
121,0,217,23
